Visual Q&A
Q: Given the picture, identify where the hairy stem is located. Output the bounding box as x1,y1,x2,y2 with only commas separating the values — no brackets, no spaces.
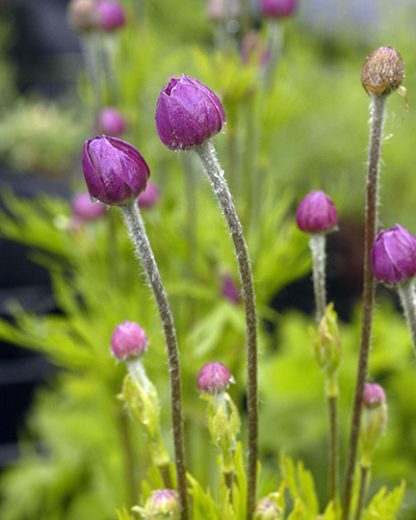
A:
398,280,416,354
354,465,369,520
343,93,386,520
121,202,188,520
196,141,258,519
309,234,327,322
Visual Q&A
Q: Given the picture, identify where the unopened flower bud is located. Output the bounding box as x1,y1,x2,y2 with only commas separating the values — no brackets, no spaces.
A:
133,489,179,519
97,107,126,136
155,75,226,151
360,382,387,467
254,497,283,520
138,181,160,209
296,191,338,234
111,321,148,360
206,0,240,23
221,273,241,304
371,225,416,286
361,46,404,97
67,0,99,32
72,192,107,221
82,135,150,206
260,0,298,19
312,304,341,381
197,362,234,394
96,0,126,31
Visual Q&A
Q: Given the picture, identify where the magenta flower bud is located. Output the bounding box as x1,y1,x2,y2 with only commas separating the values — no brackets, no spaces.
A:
82,135,150,206
72,192,107,221
221,273,241,304
296,191,338,234
197,362,234,394
97,107,126,137
363,383,385,408
371,225,416,285
155,74,226,151
138,181,160,209
96,0,126,31
260,0,298,19
111,320,148,360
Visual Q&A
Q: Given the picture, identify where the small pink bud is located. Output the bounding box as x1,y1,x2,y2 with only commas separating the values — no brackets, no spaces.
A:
72,192,107,221
296,191,338,234
363,383,385,408
138,181,160,209
110,321,148,360
197,362,234,394
97,107,126,137
260,0,297,19
96,0,126,31
206,0,241,23
221,274,240,304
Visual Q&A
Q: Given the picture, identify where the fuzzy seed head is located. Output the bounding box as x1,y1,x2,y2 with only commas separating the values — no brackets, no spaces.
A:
361,46,404,96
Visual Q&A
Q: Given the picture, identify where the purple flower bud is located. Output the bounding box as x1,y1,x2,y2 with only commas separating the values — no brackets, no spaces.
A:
72,192,107,221
67,0,99,32
82,135,150,206
260,0,298,19
221,273,241,304
138,181,160,209
371,225,416,285
361,47,404,97
96,1,126,31
97,107,126,137
363,383,385,408
197,362,234,394
111,321,148,360
295,191,338,234
146,490,179,517
155,74,226,151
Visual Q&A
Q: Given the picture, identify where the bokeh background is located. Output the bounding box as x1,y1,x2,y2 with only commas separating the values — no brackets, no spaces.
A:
1,1,416,518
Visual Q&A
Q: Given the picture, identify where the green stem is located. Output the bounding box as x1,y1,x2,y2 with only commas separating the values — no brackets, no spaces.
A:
354,465,369,520
196,141,258,519
121,202,188,520
398,279,416,354
116,407,137,506
327,388,338,505
343,93,386,520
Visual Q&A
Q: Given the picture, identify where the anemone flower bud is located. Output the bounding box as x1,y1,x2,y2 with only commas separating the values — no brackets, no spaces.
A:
197,362,234,394
138,181,160,209
254,497,283,520
67,0,99,32
361,382,387,466
221,273,241,304
260,0,298,19
371,225,416,286
155,74,226,151
206,0,241,23
82,135,150,206
96,0,126,31
133,489,179,519
110,320,148,360
363,383,386,408
72,192,107,221
296,191,338,234
97,107,126,136
361,46,404,97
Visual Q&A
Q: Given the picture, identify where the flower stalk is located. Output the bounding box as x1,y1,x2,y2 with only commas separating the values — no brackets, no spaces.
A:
121,201,188,520
195,140,258,518
343,92,386,520
309,234,327,323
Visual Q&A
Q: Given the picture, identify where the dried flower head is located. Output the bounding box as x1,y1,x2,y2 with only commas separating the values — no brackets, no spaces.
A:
361,46,404,96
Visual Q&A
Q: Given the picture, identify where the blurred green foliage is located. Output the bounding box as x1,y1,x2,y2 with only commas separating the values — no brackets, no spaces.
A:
0,0,416,518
